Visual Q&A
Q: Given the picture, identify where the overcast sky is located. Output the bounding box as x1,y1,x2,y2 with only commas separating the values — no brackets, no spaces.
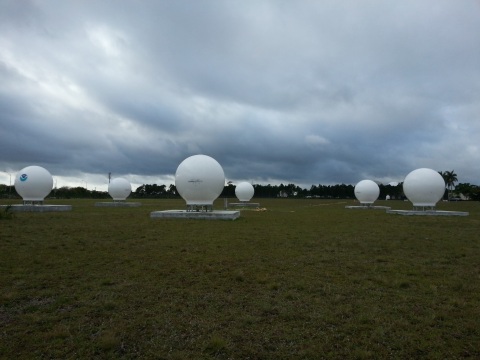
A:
1,1,479,191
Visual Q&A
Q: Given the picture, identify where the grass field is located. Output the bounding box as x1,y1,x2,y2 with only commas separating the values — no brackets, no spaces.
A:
1,198,479,359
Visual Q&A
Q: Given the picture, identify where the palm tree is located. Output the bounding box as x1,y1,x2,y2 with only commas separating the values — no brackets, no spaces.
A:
439,171,447,200
443,170,458,200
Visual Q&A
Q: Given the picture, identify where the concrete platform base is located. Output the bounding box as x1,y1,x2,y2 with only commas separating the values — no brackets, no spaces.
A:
387,209,469,216
345,205,391,210
150,210,240,220
95,202,142,207
1,204,72,212
228,202,260,208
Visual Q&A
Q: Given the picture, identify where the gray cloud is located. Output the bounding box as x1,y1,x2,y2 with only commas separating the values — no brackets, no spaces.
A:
1,0,479,190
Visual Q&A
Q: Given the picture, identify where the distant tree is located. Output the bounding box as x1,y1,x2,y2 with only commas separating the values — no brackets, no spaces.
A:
253,184,277,198
455,183,479,201
379,183,404,200
221,182,235,197
439,171,448,199
0,184,17,199
134,184,167,198
443,170,458,200
470,186,480,201
285,183,303,196
167,184,178,197
52,186,93,199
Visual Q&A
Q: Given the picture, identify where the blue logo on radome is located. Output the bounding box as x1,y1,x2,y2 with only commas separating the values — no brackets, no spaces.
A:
20,174,28,182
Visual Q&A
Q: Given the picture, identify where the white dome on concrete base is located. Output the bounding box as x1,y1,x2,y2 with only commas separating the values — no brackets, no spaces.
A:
175,155,225,206
14,165,53,201
354,180,379,205
235,182,254,202
403,168,445,207
108,178,132,201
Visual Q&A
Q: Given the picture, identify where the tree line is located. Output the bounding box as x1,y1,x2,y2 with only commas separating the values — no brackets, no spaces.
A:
1,175,479,200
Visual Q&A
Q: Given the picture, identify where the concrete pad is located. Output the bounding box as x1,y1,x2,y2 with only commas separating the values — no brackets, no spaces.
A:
150,210,240,220
228,202,260,208
345,205,391,210
387,209,469,216
95,202,142,207
1,204,72,212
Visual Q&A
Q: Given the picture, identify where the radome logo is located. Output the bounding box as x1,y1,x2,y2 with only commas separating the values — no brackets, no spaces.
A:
20,174,28,182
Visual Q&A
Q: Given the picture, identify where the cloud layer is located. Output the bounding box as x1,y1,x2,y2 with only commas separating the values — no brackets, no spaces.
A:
1,1,479,190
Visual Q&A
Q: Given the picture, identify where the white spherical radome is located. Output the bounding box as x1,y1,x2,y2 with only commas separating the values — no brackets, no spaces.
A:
354,180,379,205
175,155,225,206
235,182,254,202
14,165,53,201
108,178,132,201
403,168,445,207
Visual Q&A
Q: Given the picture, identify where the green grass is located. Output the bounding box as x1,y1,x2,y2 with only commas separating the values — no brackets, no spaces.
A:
1,198,479,359
0,204,14,220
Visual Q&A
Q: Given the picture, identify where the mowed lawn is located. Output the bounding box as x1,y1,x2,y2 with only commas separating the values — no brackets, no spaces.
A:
1,198,479,359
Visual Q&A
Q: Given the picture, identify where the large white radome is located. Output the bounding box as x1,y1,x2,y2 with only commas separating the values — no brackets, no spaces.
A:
14,165,53,201
108,178,132,201
354,179,379,205
235,182,254,202
175,154,225,205
403,168,445,207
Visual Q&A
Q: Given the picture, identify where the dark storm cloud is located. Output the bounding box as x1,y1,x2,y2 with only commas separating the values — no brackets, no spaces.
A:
1,0,479,189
